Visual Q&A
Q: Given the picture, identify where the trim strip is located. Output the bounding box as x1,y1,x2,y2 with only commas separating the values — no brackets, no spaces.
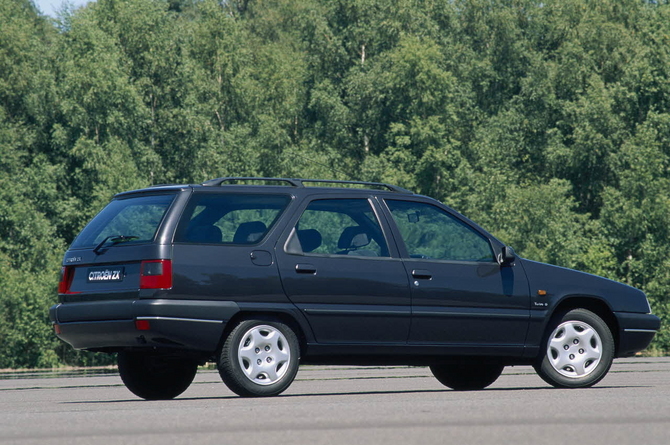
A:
303,309,409,317
623,328,658,333
413,311,528,319
136,316,224,324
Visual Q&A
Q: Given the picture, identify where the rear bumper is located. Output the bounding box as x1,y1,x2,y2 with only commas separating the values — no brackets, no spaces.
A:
614,312,661,357
50,299,239,352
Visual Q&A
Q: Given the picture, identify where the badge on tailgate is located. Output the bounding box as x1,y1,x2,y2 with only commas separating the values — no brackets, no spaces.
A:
87,267,125,283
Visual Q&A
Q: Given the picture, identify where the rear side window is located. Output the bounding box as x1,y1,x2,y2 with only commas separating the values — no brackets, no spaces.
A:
288,198,390,257
71,194,176,249
175,193,291,245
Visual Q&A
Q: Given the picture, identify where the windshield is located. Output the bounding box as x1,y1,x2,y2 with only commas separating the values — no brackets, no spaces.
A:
70,193,176,249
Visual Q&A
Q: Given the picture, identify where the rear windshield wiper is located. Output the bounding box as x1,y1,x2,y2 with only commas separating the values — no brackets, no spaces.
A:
93,235,139,254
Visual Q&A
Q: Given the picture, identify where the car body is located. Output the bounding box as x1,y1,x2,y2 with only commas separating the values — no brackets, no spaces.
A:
50,177,660,398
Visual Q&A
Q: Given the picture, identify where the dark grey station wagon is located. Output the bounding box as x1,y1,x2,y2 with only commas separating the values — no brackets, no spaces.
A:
50,178,660,399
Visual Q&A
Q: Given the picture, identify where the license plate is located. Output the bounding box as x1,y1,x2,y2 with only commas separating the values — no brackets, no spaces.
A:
87,267,125,283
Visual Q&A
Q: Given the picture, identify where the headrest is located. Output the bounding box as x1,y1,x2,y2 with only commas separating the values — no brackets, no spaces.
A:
297,229,322,253
337,226,370,250
233,221,267,244
185,225,222,243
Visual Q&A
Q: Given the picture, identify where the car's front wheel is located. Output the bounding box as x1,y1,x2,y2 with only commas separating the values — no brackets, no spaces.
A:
534,308,614,388
117,351,198,400
430,363,504,390
218,319,300,397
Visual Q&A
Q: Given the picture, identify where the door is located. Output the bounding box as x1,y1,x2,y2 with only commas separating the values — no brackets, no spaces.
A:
171,192,292,302
383,198,530,355
276,197,411,344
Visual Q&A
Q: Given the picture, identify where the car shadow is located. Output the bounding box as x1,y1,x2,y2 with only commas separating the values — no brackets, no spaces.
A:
60,383,649,405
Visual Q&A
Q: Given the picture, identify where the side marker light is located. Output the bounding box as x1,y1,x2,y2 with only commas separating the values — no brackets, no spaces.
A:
135,319,151,331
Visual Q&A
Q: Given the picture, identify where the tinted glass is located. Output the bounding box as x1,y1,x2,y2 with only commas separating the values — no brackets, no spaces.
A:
291,199,389,257
175,193,291,244
386,200,494,262
71,194,176,249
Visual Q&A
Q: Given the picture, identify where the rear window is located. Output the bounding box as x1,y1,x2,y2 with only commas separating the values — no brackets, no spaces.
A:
70,194,176,249
175,193,291,245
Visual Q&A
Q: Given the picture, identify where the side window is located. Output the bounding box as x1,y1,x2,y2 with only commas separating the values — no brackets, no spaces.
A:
288,199,389,257
175,194,291,244
385,200,494,262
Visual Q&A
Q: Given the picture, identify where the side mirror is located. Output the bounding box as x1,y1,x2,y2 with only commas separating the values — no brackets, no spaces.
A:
498,246,516,267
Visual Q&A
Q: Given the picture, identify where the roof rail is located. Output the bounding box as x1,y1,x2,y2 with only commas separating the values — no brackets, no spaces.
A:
202,177,413,193
297,179,412,193
202,177,302,187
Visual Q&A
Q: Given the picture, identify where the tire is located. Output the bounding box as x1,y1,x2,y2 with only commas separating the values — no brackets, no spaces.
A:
117,351,198,400
534,308,614,388
218,319,300,397
430,363,504,390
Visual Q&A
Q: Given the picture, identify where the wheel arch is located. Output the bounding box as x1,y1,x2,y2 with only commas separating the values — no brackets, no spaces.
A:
549,296,620,356
216,310,309,358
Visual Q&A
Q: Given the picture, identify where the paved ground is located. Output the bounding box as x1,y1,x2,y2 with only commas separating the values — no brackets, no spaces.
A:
1,357,669,445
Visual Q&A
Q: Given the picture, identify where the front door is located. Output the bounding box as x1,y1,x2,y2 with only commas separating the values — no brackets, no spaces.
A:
382,198,530,355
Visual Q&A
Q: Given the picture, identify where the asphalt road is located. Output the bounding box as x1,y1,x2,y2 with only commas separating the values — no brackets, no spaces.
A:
1,357,669,445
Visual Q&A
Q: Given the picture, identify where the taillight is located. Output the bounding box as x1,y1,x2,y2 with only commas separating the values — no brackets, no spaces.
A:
140,260,172,289
58,266,75,294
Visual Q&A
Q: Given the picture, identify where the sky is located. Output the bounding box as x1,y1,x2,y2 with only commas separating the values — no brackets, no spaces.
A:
33,0,92,18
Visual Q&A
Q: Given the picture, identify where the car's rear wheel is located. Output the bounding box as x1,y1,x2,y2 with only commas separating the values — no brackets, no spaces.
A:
430,363,504,390
534,308,614,388
218,319,300,397
117,351,198,400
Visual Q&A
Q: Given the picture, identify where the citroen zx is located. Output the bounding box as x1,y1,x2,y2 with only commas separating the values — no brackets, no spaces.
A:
50,177,660,399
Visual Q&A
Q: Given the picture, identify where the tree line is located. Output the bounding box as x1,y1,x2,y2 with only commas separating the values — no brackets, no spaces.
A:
1,0,669,368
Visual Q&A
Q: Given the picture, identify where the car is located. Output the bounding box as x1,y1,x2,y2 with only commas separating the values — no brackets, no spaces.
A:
50,177,661,399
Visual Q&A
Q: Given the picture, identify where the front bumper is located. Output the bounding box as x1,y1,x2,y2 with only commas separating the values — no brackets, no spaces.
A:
50,299,240,352
614,312,661,357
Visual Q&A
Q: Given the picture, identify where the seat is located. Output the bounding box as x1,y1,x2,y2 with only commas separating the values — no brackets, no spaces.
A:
233,221,267,244
184,225,222,244
337,226,376,256
297,229,322,253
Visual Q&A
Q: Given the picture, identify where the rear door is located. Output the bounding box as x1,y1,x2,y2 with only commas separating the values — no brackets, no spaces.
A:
170,191,292,303
275,195,411,344
381,198,530,355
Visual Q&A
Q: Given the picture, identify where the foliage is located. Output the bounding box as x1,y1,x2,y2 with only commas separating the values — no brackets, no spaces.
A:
1,0,670,367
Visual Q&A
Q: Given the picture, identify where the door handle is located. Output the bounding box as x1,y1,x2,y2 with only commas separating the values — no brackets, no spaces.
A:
295,263,317,274
412,269,432,280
